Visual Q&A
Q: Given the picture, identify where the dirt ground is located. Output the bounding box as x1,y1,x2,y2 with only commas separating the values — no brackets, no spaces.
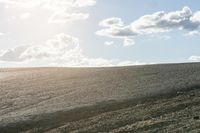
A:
1,63,200,132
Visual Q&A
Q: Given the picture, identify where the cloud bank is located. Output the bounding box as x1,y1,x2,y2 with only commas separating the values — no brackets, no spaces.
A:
96,7,200,46
0,33,143,67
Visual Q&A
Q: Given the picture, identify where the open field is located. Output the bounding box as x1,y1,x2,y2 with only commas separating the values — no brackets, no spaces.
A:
0,63,200,132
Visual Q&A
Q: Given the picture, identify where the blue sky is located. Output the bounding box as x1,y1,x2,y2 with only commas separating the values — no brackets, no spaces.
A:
0,0,200,67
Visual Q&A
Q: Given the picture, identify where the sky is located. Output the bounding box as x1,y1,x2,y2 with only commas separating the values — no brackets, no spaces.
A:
0,0,200,67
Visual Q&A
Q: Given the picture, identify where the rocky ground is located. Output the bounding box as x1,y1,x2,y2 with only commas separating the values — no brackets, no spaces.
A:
48,89,200,133
1,63,200,132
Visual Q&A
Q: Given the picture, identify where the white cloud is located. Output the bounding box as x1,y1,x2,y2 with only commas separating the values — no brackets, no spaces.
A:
0,45,30,62
0,33,143,67
131,6,194,33
0,0,96,23
99,17,124,27
191,11,200,22
188,56,200,62
0,32,4,36
96,7,200,45
20,33,81,60
104,41,114,46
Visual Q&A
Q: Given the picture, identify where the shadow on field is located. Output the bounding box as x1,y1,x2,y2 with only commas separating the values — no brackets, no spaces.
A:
1,85,200,133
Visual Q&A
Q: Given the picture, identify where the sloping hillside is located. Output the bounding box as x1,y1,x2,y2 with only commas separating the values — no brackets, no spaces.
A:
0,63,200,132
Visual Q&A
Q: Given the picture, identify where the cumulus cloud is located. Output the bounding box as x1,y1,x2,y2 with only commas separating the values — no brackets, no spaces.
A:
20,33,81,60
188,56,200,62
96,7,200,46
0,33,143,67
191,11,200,22
99,17,124,27
104,41,114,46
0,45,29,62
0,0,96,23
